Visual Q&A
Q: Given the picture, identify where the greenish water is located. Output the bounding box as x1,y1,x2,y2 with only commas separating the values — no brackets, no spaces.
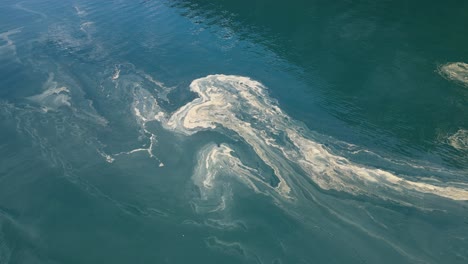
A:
0,0,467,263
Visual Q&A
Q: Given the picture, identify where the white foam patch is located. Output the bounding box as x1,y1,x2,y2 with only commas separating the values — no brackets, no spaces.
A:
448,129,468,151
74,6,87,17
142,73,175,102
205,237,247,257
165,75,468,201
80,21,94,34
97,149,115,163
112,66,120,80
132,86,166,124
107,86,165,164
27,74,72,111
0,28,22,59
25,72,108,128
286,129,468,200
167,75,293,196
114,133,159,160
98,67,174,165
13,2,47,20
193,143,262,196
143,73,168,90
439,62,468,87
204,236,261,262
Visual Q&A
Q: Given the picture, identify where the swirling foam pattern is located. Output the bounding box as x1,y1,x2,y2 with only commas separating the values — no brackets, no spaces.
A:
165,75,468,202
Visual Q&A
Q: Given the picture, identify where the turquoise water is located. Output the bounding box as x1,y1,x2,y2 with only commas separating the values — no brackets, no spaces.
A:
0,0,467,263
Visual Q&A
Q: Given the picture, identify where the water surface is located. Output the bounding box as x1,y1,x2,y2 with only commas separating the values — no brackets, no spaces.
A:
0,0,467,263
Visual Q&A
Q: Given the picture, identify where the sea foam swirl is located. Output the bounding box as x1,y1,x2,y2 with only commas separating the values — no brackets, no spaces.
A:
165,75,468,201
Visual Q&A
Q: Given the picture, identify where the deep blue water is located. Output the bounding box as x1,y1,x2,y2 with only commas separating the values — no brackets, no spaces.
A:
0,0,467,263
